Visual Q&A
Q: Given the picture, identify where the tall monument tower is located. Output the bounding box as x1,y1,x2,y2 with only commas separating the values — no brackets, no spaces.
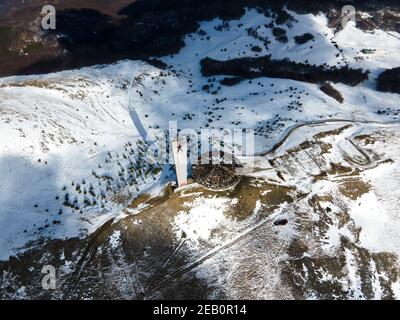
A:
171,139,188,187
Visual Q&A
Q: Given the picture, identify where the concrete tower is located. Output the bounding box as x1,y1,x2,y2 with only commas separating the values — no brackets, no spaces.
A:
171,139,188,187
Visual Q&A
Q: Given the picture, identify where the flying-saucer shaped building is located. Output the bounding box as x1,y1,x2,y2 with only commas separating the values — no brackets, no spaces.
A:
192,151,242,191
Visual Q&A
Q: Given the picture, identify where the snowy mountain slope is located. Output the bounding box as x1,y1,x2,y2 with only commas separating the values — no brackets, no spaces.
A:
0,7,399,274
2,120,399,299
0,62,170,260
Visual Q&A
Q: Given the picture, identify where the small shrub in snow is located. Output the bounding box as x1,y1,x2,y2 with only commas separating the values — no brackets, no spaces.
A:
294,33,314,44
272,27,288,43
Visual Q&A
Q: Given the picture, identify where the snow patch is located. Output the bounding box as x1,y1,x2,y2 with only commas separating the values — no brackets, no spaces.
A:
349,192,388,252
109,230,122,249
173,196,231,244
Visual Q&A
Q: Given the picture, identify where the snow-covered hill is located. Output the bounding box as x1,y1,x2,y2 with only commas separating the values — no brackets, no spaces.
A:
1,7,400,299
1,7,399,259
0,62,168,259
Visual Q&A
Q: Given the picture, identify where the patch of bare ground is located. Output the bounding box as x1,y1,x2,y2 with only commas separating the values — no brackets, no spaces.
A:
283,238,400,299
320,82,344,103
313,124,353,140
228,177,295,220
338,178,371,200
0,177,298,299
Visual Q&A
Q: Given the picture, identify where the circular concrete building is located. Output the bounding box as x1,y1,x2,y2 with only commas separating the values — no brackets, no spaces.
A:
192,151,242,191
